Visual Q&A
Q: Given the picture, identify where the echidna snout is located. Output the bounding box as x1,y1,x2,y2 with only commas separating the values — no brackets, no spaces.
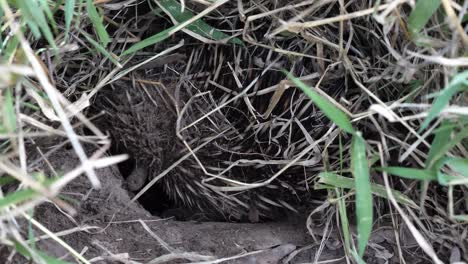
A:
126,166,148,192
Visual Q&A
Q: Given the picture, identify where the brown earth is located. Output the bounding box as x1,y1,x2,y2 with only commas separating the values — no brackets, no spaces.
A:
8,149,350,264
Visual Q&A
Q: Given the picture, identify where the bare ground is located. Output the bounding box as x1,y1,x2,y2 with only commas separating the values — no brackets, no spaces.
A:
9,148,350,264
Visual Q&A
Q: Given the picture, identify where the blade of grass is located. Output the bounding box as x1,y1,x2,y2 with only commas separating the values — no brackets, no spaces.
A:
0,175,17,186
80,31,121,67
64,0,76,40
351,134,373,256
335,188,352,255
445,158,468,177
75,0,85,28
427,126,468,168
157,0,243,45
124,0,238,55
16,0,57,49
121,25,174,55
38,0,58,33
0,189,38,209
317,173,417,208
377,167,437,181
336,132,352,258
3,87,16,133
3,35,19,61
435,157,468,185
285,71,355,134
23,17,42,40
440,173,468,186
452,215,468,221
52,0,64,13
420,71,468,131
426,120,454,169
351,248,366,264
437,172,462,186
86,0,110,46
407,0,440,37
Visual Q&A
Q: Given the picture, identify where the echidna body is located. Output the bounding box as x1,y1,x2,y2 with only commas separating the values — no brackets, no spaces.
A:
98,80,307,221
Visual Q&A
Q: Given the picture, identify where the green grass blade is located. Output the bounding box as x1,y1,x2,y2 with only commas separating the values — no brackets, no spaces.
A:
158,0,243,45
38,0,58,33
81,31,121,67
436,173,459,186
335,188,352,254
446,158,468,177
13,1,40,39
317,173,417,208
3,88,16,133
121,25,174,55
25,19,42,39
52,0,64,13
0,189,38,209
428,126,468,168
351,134,373,256
434,157,468,185
285,71,355,134
3,35,19,61
377,167,437,181
452,215,468,221
351,248,367,264
16,0,57,49
75,0,85,28
407,0,441,37
0,175,17,186
86,0,110,46
420,71,468,131
64,0,76,40
426,120,454,169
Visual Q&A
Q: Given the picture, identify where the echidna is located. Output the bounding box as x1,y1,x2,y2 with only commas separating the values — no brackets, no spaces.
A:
95,35,341,221
97,75,317,221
